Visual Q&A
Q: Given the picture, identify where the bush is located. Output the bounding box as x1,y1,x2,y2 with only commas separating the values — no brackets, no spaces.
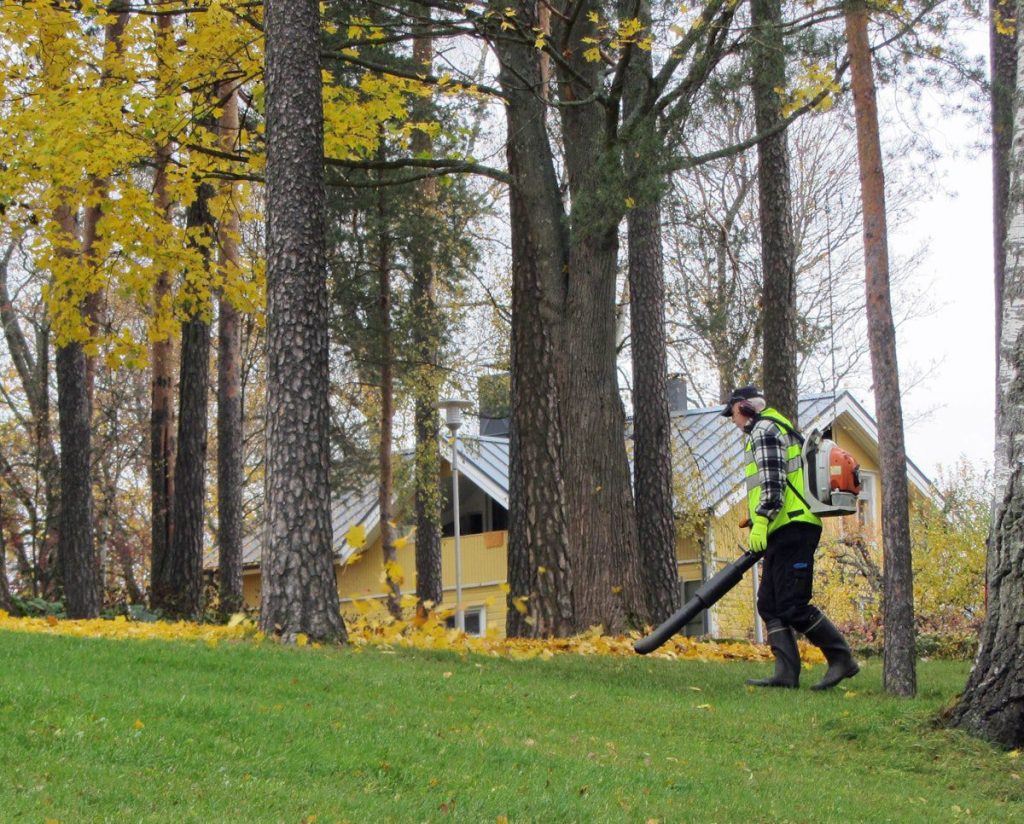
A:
9,595,65,619
836,615,981,661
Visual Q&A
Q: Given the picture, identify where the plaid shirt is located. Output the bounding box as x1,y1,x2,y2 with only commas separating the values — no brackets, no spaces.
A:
744,415,791,522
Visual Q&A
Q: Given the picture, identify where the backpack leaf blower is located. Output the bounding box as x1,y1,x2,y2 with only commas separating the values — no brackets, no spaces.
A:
634,550,764,654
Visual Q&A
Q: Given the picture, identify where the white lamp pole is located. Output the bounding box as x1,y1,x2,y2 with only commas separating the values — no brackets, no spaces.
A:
437,398,472,632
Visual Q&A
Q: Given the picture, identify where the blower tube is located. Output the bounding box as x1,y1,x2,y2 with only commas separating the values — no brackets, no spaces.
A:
633,550,765,654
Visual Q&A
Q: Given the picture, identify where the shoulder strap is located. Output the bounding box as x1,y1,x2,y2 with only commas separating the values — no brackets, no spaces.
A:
766,415,805,445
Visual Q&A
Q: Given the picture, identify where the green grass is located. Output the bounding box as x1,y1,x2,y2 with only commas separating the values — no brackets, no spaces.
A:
1,630,1020,823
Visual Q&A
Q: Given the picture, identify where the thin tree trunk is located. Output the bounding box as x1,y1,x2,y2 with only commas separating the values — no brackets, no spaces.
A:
410,10,443,613
376,175,401,619
621,0,680,625
846,2,915,696
0,481,14,613
260,0,346,643
216,80,245,617
150,10,176,606
159,182,215,620
752,0,798,423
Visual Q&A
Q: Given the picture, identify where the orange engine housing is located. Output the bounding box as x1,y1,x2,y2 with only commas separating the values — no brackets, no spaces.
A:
829,447,862,494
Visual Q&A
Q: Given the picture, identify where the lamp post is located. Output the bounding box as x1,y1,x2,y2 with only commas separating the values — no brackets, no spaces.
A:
436,398,472,632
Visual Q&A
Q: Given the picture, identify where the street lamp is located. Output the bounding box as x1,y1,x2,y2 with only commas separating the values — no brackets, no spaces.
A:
436,397,472,632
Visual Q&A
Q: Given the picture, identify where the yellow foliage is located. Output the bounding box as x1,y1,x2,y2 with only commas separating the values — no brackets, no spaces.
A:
0,609,805,665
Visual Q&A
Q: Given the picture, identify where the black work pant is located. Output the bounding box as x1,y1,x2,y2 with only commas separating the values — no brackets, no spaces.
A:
756,521,823,628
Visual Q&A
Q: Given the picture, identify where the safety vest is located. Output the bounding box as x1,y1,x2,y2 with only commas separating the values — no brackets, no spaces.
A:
744,408,823,534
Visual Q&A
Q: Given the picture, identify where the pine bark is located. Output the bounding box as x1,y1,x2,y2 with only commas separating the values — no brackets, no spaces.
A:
495,17,575,637
410,10,443,613
752,0,798,423
622,0,680,624
260,0,346,643
846,2,916,696
216,81,245,617
156,183,215,620
552,4,645,632
949,0,1024,748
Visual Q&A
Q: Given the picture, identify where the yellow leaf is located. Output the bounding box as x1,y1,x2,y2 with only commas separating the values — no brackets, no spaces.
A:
611,585,622,594
500,583,511,594
625,197,635,209
296,633,309,647
584,47,602,63
1009,750,1021,759
227,612,247,628
133,719,145,730
695,704,713,711
512,596,529,614
537,566,547,574
345,524,367,548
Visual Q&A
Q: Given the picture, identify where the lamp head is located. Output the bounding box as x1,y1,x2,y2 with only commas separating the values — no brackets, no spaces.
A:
436,398,473,433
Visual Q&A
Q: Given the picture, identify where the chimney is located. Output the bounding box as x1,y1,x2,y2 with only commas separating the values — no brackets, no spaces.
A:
478,372,511,437
667,375,687,414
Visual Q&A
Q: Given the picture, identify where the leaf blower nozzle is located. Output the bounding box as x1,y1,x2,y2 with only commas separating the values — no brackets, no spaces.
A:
633,550,764,655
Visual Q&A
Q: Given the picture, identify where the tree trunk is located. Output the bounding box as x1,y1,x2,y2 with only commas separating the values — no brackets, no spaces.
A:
376,177,402,619
216,80,245,617
158,183,215,621
621,0,680,625
260,0,346,643
56,338,100,618
991,0,1017,496
752,0,798,423
410,9,443,613
949,0,1024,748
846,2,916,696
0,482,14,613
491,1,647,634
494,20,575,637
554,5,645,633
150,10,176,607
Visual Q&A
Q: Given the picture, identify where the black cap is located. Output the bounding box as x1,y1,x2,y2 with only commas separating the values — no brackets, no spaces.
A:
721,385,763,417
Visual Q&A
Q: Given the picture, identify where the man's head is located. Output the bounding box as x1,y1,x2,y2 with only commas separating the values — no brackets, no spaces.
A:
721,385,766,428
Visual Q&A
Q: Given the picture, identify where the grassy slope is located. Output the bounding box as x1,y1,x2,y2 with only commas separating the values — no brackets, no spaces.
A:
1,630,1020,823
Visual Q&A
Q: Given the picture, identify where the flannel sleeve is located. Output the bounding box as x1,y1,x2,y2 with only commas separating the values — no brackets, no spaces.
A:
748,420,787,522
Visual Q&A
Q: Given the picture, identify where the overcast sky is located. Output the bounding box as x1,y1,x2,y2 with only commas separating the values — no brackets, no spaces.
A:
878,25,994,482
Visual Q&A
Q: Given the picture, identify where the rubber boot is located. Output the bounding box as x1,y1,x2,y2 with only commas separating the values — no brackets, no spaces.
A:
800,612,860,690
746,620,800,688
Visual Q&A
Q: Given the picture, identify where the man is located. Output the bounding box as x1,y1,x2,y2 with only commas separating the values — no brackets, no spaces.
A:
723,385,859,690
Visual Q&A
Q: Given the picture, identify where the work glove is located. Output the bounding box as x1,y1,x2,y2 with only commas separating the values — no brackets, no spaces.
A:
749,515,769,552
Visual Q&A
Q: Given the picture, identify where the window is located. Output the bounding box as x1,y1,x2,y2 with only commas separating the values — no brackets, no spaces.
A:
681,580,706,637
445,606,485,636
857,471,878,529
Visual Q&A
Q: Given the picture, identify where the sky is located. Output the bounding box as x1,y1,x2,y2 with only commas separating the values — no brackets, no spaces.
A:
877,27,995,483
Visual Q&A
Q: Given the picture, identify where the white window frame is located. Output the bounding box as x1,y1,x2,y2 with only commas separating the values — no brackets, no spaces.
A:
857,470,878,529
445,605,486,637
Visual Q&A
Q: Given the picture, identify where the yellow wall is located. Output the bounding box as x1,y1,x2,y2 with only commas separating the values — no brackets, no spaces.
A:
241,531,510,636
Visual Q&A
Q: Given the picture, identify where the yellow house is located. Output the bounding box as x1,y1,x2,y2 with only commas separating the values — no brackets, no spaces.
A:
227,389,935,640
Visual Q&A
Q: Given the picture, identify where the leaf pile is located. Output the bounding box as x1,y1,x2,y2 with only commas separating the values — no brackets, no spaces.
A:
0,609,824,664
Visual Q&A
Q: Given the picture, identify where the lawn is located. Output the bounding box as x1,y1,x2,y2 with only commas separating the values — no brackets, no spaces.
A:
1,627,1020,823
